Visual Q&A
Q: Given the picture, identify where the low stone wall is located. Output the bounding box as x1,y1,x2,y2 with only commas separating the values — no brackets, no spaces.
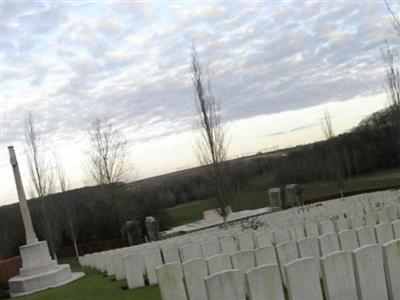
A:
0,256,21,287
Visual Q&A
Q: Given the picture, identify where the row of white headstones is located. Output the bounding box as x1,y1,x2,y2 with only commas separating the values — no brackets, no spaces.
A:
79,190,400,300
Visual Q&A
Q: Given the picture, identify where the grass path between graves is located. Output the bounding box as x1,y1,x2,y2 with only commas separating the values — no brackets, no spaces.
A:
15,258,161,300
167,167,400,226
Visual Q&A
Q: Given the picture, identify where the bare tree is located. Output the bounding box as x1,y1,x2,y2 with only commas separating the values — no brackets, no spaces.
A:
321,109,335,140
385,0,400,37
87,119,131,185
25,113,53,198
383,43,400,106
321,109,345,198
191,46,230,227
383,1,400,161
87,118,132,231
25,113,60,259
382,42,400,162
54,155,80,258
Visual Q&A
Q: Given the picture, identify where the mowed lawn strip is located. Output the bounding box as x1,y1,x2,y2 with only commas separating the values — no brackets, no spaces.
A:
15,258,161,300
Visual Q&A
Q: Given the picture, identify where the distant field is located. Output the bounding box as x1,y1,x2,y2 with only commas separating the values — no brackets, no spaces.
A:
16,258,161,300
167,168,400,226
302,168,400,201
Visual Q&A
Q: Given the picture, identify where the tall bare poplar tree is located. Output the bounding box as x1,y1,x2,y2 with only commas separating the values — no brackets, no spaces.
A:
383,1,400,162
321,109,345,197
25,113,60,259
87,118,132,231
382,43,400,162
87,119,130,185
191,46,230,227
321,109,335,140
54,155,80,258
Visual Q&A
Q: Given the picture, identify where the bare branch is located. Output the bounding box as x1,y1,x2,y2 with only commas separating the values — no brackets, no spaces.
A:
383,42,400,108
321,109,335,140
25,113,53,198
87,118,131,185
54,152,67,192
385,0,400,37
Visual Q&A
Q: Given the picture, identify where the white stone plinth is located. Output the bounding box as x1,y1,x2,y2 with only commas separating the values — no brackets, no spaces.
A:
8,241,84,298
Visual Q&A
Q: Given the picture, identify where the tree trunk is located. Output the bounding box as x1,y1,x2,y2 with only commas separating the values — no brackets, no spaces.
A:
53,251,58,262
72,236,79,258
222,214,228,229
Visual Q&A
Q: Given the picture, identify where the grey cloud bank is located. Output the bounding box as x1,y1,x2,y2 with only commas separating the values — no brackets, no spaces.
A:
1,1,396,147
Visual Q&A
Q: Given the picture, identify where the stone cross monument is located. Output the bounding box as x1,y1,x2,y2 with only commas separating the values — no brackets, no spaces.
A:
7,146,84,298
8,146,38,245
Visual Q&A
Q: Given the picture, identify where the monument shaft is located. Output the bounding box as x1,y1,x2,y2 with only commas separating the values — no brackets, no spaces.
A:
8,146,38,245
7,146,84,297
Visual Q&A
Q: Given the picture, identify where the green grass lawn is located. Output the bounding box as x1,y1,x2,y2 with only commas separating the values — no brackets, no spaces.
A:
302,168,400,201
14,168,400,299
167,168,400,226
166,191,268,226
16,258,161,300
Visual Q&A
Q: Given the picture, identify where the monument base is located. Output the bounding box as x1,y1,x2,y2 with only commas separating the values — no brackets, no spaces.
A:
8,241,84,298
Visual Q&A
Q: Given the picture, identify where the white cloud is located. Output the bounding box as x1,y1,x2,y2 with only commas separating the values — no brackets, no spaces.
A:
1,1,395,205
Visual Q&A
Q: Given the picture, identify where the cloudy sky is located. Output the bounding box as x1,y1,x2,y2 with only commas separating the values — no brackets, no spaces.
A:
0,0,397,205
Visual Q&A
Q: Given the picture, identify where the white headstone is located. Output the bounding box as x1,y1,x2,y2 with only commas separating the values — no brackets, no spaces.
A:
356,226,376,246
207,254,232,275
220,237,237,254
338,229,358,252
349,215,364,230
273,229,291,244
393,220,400,239
293,225,306,241
284,257,323,300
352,244,389,300
375,222,394,245
162,246,180,263
320,251,358,300
254,245,277,266
319,220,335,235
253,231,272,248
388,205,399,222
276,241,299,285
156,263,187,300
334,217,349,232
378,209,390,224
123,253,145,289
143,248,163,285
238,231,255,250
231,250,255,273
318,233,340,257
305,223,319,238
382,239,400,300
246,264,285,300
298,237,320,258
182,258,208,300
180,243,202,262
205,270,245,300
111,252,125,280
201,237,221,258
365,210,377,227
